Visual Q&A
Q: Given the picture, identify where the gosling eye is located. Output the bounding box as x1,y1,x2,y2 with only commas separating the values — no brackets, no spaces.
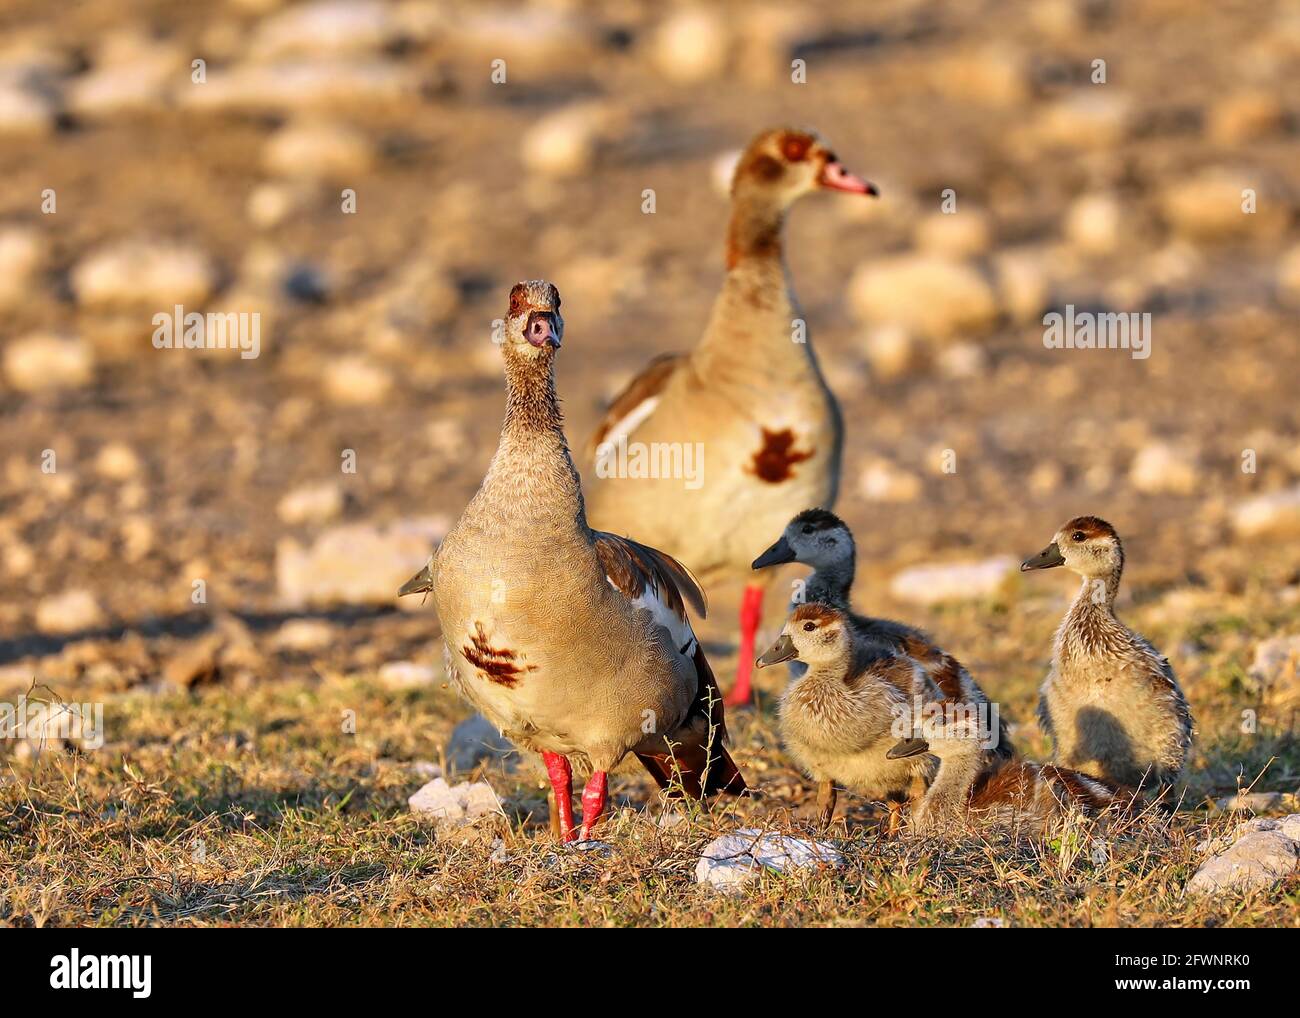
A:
801,525,814,535
1072,531,1086,542
802,621,816,632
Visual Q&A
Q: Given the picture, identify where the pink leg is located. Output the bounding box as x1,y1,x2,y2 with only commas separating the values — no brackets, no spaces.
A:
543,751,576,843
579,770,608,841
726,583,766,706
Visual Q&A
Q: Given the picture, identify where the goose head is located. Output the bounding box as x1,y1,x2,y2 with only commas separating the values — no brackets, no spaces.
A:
503,280,564,359
756,602,850,669
1021,515,1124,580
730,127,878,209
752,507,854,571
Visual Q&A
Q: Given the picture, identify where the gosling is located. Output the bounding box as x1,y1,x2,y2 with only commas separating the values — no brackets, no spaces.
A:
1021,515,1193,790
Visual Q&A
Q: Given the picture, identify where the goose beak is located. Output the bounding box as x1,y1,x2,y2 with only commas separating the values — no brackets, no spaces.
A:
752,535,796,570
819,160,878,197
398,561,435,597
756,634,798,668
886,737,930,760
527,314,561,349
1021,542,1065,571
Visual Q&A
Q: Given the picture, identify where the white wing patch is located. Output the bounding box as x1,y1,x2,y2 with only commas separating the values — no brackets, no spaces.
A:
602,395,659,446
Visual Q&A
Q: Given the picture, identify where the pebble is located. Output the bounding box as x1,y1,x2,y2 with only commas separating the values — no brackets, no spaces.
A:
250,0,406,59
849,255,998,340
1277,244,1300,308
66,35,185,116
858,460,922,503
859,324,918,380
277,481,344,525
1208,90,1286,145
35,589,106,634
1027,92,1131,150
273,618,335,652
264,120,373,180
889,556,1020,606
275,517,447,607
1128,441,1200,496
408,777,503,824
3,333,95,392
93,442,141,481
1160,168,1273,242
377,660,436,688
1231,485,1300,539
180,59,419,113
913,209,993,257
72,240,218,309
521,103,612,179
992,247,1051,322
322,355,392,404
1187,827,1299,897
447,713,517,773
1212,791,1288,815
648,8,730,84
0,226,46,308
1064,192,1123,256
0,62,57,135
1246,634,1300,694
696,829,844,895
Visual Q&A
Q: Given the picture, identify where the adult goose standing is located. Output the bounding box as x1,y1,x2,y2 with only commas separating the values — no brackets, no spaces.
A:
1021,515,1193,790
415,281,745,842
585,127,878,707
754,508,1014,761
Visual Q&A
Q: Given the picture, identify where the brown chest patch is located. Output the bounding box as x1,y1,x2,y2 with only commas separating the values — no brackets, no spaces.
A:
462,622,536,688
748,428,814,483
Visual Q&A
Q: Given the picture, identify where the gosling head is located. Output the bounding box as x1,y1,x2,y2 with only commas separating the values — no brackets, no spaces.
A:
756,602,850,670
503,280,564,360
752,508,855,572
1021,515,1124,580
886,708,986,761
731,127,878,210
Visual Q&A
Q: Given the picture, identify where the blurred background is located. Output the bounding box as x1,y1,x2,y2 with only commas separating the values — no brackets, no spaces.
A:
1,0,1298,745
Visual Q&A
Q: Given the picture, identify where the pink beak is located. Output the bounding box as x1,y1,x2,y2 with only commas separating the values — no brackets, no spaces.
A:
526,314,560,349
819,160,879,197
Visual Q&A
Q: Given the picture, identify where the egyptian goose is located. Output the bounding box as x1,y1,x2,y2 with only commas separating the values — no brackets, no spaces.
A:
756,603,938,830
886,716,1124,833
584,127,878,707
415,280,745,843
1021,515,1193,789
754,508,1014,760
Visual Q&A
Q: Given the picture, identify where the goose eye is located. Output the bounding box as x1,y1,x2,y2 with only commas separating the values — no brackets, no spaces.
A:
802,621,816,632
1072,531,1086,542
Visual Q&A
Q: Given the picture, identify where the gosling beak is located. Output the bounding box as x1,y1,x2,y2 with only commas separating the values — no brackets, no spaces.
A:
752,534,797,570
819,160,879,197
756,634,798,668
526,313,560,349
1021,542,1065,572
886,737,931,760
398,561,435,597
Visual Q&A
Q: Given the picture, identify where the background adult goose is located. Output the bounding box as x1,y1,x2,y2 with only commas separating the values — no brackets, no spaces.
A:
585,127,878,707
755,508,1014,760
420,281,745,842
1022,515,1193,790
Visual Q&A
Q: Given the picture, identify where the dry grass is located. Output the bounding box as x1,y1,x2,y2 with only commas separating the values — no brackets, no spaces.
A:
3,581,1298,927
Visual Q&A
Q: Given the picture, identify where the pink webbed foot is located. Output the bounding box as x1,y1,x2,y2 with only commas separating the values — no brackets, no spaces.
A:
543,751,576,843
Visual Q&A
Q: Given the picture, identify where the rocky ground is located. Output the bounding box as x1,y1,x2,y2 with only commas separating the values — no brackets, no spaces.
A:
1,0,1299,926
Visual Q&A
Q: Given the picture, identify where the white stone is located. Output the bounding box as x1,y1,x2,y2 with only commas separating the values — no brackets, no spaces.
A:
1065,193,1123,256
93,442,140,481
264,120,372,180
273,619,335,652
72,240,217,309
35,590,106,634
408,777,503,824
1231,485,1300,540
322,355,392,405
377,660,436,688
859,324,917,380
858,460,922,503
849,255,997,340
1187,830,1299,897
1247,634,1300,694
696,829,844,894
648,9,730,84
179,59,419,113
992,247,1051,323
0,226,46,308
250,1,405,59
1161,169,1280,242
276,517,446,607
521,103,610,179
277,481,344,525
1129,441,1200,496
3,333,94,392
66,38,184,116
889,556,1019,606
447,713,517,772
913,209,993,257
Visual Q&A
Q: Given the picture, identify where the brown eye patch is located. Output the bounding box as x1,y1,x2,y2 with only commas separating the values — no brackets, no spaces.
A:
781,134,812,162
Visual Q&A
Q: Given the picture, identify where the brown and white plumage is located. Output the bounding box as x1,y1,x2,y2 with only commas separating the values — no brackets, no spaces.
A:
757,603,940,828
584,127,878,706
420,281,743,842
1022,515,1194,790
753,508,1014,762
887,711,1125,833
